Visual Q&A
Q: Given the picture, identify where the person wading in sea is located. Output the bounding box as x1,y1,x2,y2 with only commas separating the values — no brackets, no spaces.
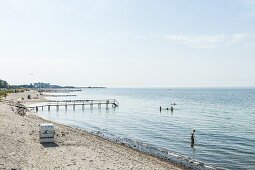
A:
191,130,195,147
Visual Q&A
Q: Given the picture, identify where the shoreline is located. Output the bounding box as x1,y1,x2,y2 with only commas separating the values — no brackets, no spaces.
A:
0,90,185,169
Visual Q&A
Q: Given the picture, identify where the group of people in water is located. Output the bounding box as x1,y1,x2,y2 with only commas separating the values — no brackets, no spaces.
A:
159,106,174,112
159,103,196,146
159,103,176,112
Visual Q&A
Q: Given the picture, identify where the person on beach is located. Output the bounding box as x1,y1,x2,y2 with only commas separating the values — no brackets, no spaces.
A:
170,106,173,112
160,106,162,112
191,130,195,146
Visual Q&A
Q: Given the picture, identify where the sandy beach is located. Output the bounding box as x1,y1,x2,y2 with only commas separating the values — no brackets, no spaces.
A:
0,90,184,170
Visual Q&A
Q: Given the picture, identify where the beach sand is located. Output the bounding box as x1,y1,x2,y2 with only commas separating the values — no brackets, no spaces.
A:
0,90,184,170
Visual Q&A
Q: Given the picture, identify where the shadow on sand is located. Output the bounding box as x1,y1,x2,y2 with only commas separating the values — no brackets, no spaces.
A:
41,142,59,148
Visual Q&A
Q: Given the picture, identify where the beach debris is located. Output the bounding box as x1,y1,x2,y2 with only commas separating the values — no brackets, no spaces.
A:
61,131,68,136
29,130,34,135
11,102,28,116
11,168,21,170
0,99,28,116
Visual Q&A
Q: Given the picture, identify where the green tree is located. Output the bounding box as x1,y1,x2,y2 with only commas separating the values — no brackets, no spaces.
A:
0,79,8,88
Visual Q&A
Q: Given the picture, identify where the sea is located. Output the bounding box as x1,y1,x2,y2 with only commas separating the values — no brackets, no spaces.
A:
32,88,255,169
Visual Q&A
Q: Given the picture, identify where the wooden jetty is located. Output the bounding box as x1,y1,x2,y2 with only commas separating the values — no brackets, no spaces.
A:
43,94,77,97
28,99,119,111
38,89,81,93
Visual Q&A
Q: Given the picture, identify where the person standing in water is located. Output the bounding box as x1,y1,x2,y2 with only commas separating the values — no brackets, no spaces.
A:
191,130,195,146
170,106,173,112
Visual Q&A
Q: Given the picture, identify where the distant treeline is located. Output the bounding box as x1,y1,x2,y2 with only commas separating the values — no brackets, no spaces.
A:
0,79,76,89
11,84,75,89
11,84,34,89
0,79,8,88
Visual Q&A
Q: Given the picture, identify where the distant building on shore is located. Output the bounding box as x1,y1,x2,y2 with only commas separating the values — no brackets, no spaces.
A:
33,82,75,89
33,82,50,88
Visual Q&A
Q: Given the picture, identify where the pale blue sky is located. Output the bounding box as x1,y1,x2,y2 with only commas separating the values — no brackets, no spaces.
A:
0,0,255,87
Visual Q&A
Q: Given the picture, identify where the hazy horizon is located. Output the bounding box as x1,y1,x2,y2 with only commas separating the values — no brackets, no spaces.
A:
9,83,255,88
1,0,255,87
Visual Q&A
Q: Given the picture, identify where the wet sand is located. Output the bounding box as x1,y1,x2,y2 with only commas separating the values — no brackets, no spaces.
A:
0,90,184,170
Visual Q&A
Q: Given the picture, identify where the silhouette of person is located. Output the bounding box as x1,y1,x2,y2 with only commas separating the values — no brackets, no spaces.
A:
191,130,195,147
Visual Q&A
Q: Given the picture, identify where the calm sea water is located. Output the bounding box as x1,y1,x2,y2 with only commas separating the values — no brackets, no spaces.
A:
34,88,255,169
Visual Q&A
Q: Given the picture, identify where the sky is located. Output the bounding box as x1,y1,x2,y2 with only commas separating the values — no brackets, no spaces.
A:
0,0,255,87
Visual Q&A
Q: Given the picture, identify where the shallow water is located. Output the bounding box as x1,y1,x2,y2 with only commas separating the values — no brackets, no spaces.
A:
34,88,255,169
